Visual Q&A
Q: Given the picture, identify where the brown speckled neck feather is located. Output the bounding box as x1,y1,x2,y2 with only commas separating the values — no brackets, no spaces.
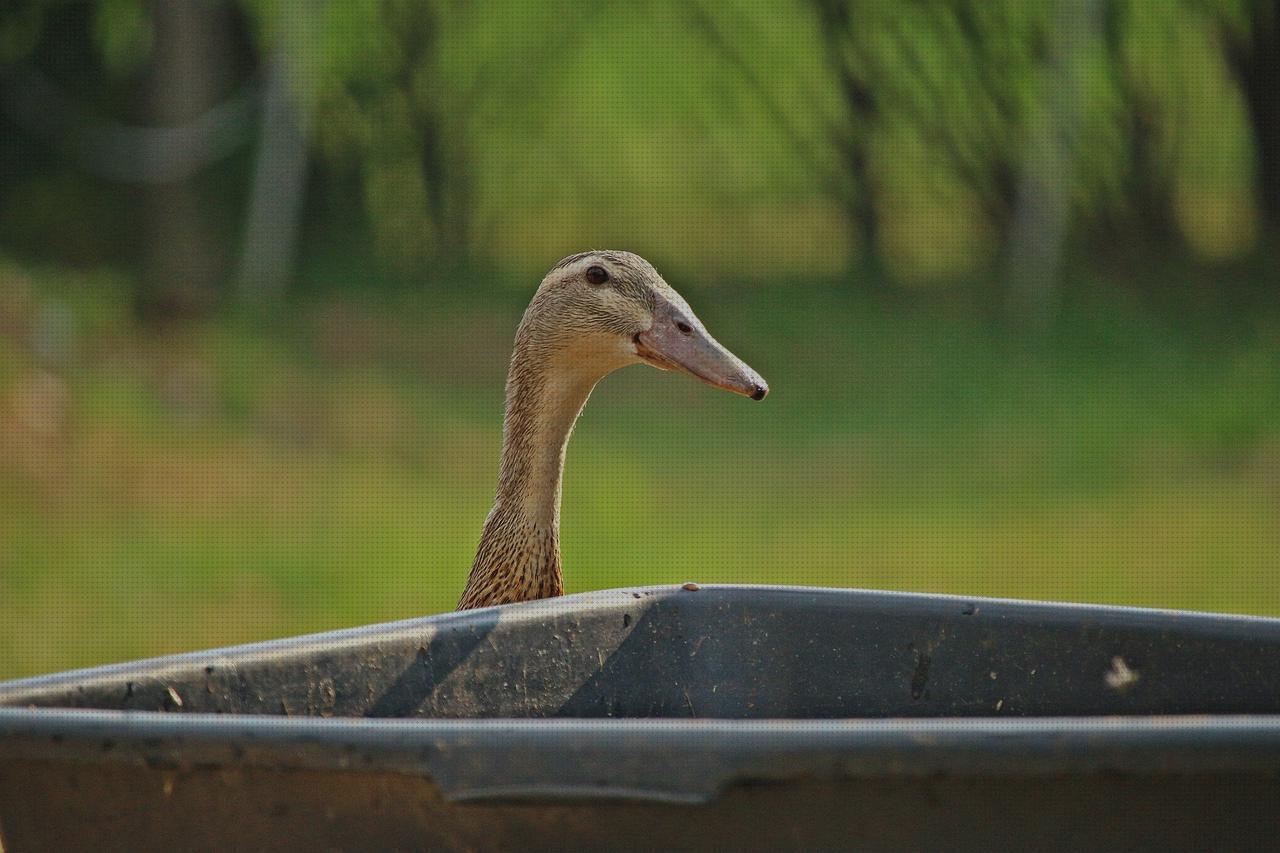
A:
458,503,561,609
457,317,598,610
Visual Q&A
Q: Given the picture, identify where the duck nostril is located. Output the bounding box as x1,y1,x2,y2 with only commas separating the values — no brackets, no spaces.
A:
676,321,693,335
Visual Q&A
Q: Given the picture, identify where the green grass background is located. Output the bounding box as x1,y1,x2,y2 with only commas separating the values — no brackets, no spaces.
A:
3,257,1279,678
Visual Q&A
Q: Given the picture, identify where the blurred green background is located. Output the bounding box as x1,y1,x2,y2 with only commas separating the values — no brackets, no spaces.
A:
1,0,1279,678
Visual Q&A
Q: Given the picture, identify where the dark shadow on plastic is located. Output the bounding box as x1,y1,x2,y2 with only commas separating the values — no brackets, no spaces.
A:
365,611,499,717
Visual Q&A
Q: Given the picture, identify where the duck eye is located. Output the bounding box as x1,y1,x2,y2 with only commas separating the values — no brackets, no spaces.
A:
585,266,610,286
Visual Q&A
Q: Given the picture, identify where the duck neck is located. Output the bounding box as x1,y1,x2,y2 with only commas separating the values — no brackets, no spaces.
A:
497,347,599,524
459,344,599,609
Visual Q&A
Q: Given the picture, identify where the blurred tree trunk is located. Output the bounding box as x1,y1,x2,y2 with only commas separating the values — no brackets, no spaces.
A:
1003,0,1103,328
807,0,881,279
405,5,471,263
236,47,310,303
134,0,233,323
1228,0,1280,238
686,1,872,276
1112,76,1176,247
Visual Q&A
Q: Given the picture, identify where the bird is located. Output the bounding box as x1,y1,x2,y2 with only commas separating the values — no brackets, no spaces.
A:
457,251,768,610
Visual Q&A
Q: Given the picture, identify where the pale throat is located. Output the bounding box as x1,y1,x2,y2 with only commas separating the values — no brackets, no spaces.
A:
495,350,605,527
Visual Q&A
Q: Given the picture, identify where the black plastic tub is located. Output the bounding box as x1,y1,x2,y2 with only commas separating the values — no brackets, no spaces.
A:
3,585,1280,851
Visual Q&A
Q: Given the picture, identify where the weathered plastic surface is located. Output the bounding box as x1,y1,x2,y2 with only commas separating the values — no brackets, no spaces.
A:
2,585,1280,850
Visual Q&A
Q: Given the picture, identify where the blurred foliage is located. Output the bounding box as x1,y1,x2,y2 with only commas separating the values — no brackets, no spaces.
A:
0,0,1276,289
93,0,153,76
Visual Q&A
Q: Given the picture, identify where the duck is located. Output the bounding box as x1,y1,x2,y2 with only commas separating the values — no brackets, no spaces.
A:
457,251,768,610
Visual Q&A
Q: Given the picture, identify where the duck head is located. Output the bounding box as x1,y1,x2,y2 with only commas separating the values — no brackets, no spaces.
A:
521,250,768,400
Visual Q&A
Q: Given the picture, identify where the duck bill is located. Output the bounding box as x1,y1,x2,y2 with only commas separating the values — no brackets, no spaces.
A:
634,300,768,401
